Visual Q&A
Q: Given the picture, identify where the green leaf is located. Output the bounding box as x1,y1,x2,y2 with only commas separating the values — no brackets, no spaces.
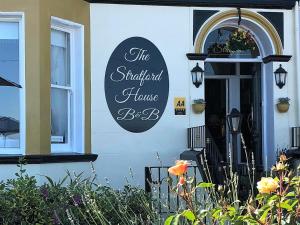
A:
181,210,196,222
277,202,292,211
259,207,271,223
58,174,68,186
291,199,298,208
197,182,215,188
164,216,175,225
286,191,296,197
44,176,54,187
227,206,236,216
199,209,208,217
173,215,181,225
212,209,222,219
268,195,279,201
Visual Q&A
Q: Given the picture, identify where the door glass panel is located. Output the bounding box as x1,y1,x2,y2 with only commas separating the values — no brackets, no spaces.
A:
240,79,253,162
205,62,235,75
205,79,227,161
240,63,256,75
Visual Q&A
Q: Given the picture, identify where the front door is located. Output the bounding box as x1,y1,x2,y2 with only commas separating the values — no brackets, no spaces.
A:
205,62,262,165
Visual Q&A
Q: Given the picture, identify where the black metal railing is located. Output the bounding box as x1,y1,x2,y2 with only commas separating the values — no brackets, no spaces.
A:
145,166,200,214
205,128,224,163
188,125,206,149
145,125,265,212
291,127,300,148
145,164,263,214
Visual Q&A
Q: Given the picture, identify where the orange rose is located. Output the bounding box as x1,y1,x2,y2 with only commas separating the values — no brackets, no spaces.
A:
168,160,189,176
257,177,279,194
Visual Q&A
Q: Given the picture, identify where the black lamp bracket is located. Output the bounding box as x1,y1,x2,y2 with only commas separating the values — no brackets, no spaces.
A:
237,8,242,26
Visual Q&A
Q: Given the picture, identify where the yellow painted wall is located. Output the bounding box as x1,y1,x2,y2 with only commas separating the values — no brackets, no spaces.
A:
0,0,91,154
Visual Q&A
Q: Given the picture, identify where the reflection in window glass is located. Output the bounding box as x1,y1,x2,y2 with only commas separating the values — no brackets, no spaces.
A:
51,88,69,144
51,29,71,145
0,22,20,148
51,30,70,86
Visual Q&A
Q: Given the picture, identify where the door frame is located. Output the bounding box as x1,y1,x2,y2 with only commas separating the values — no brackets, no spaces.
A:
204,58,263,164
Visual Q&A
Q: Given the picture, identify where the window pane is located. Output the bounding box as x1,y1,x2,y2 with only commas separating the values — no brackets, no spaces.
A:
51,29,70,86
205,62,236,75
240,63,257,75
51,88,69,144
0,22,20,148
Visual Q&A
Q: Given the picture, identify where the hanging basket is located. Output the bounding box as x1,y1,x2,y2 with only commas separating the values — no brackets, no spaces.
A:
192,103,206,114
276,103,289,113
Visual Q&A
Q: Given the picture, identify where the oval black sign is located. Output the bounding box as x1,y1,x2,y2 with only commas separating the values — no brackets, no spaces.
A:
105,37,169,133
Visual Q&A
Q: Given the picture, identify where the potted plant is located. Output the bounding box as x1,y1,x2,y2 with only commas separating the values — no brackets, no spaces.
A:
192,99,206,114
207,43,230,58
276,97,290,113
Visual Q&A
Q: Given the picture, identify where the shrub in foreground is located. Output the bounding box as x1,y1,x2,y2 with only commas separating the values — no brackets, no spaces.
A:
0,160,161,225
165,155,300,225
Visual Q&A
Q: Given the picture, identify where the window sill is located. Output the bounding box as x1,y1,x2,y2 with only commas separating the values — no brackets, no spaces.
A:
0,153,98,164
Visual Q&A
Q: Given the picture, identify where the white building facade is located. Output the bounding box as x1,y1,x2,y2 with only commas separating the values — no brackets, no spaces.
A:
0,0,299,188
90,0,300,187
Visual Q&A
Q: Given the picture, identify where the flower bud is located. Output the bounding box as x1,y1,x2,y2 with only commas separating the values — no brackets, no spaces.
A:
218,185,224,193
279,154,287,162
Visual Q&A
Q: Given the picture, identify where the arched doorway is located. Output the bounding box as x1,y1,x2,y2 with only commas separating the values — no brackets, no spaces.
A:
195,10,283,169
204,26,262,166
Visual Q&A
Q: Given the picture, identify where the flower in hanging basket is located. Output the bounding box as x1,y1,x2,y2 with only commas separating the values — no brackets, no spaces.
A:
226,29,256,52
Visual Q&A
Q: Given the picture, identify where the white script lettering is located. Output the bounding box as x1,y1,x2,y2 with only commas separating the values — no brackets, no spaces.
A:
124,48,150,62
117,108,160,121
115,87,158,103
110,66,163,86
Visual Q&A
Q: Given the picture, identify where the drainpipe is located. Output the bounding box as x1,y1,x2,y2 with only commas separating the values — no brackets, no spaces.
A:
295,1,300,125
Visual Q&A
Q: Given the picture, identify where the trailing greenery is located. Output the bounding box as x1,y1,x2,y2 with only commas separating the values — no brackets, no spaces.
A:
278,97,290,104
0,159,161,225
193,99,206,104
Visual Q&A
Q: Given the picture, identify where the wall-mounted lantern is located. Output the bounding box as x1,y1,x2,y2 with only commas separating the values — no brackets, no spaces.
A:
190,63,204,88
227,108,242,134
274,64,287,89
226,108,242,173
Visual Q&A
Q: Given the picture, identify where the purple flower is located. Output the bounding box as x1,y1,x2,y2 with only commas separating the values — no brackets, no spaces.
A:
72,194,82,206
40,186,49,200
52,211,61,225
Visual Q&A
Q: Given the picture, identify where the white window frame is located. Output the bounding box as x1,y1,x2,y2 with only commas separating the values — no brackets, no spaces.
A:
51,17,85,153
0,13,25,155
